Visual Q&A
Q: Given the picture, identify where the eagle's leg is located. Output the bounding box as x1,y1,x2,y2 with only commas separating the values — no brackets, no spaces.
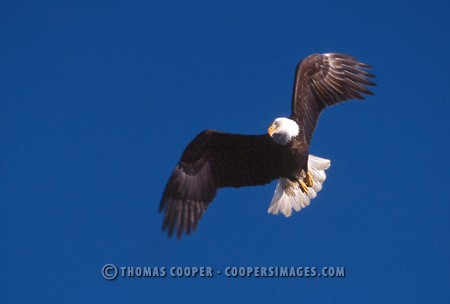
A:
296,171,313,193
297,179,309,193
304,171,313,188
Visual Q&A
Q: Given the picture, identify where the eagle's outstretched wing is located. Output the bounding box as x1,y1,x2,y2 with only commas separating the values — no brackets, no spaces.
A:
290,53,376,144
159,130,284,238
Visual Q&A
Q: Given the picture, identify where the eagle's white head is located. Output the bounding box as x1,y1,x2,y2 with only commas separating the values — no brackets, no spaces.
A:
267,117,299,145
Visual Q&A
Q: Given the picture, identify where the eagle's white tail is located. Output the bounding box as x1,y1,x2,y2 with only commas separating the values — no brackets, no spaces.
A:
268,155,331,217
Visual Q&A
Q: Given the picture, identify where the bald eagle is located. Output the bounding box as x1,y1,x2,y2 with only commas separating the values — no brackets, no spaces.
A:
159,53,375,238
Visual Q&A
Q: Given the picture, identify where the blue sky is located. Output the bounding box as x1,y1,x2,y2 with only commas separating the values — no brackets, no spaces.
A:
2,0,450,303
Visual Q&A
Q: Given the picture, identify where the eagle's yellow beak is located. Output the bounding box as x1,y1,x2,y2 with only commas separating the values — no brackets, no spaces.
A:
268,124,277,137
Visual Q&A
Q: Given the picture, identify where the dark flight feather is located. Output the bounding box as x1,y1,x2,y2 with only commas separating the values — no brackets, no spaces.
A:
290,53,376,144
159,130,288,238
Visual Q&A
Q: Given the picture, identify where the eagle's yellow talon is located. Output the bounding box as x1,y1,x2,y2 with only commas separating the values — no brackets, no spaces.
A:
304,172,313,187
298,180,309,193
